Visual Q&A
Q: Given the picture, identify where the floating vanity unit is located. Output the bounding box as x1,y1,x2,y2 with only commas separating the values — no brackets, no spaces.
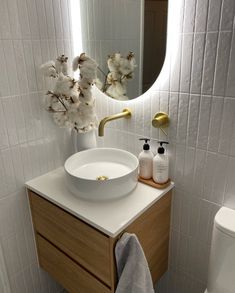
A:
26,167,174,293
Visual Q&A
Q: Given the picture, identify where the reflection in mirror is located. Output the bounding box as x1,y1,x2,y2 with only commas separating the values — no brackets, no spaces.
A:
71,0,168,100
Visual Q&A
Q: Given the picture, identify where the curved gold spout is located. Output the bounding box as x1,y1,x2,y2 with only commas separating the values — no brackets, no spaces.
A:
98,108,132,136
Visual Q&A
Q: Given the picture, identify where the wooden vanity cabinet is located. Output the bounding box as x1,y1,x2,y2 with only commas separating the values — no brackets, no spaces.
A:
28,190,172,293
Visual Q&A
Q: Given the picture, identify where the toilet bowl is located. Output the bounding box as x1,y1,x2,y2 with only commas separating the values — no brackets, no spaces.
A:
205,207,235,293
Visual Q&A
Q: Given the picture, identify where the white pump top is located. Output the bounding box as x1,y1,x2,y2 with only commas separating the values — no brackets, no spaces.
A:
215,207,235,238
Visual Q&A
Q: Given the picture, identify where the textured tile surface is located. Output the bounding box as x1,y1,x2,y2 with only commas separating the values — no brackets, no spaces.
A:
0,0,72,292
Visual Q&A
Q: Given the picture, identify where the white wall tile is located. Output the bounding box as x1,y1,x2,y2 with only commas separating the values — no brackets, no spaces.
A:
17,0,31,39
60,0,71,39
182,147,196,192
224,156,235,208
2,97,19,146
203,152,226,204
173,144,186,190
202,32,218,95
1,234,22,276
0,0,12,39
192,148,207,196
26,0,40,39
7,0,22,39
230,120,235,157
183,0,197,33
180,34,194,92
195,0,209,33
197,95,212,149
220,0,235,31
23,40,38,92
213,32,232,96
208,97,224,152
187,94,200,147
168,93,179,142
35,0,48,39
0,99,9,149
226,30,235,97
170,34,182,92
0,42,10,97
218,98,235,155
190,33,206,94
13,40,29,94
53,0,63,38
177,93,189,144
2,40,20,96
207,0,222,32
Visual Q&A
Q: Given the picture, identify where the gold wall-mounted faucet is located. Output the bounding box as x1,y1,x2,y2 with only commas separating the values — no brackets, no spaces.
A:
98,108,132,136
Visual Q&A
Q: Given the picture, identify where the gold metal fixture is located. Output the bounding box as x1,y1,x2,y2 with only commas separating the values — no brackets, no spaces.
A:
98,108,132,136
96,175,109,181
152,112,169,136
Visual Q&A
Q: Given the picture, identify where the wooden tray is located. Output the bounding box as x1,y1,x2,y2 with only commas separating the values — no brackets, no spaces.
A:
138,177,171,189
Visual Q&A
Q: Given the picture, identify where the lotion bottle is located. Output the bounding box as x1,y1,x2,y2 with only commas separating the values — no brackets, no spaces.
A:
138,138,154,179
153,141,169,184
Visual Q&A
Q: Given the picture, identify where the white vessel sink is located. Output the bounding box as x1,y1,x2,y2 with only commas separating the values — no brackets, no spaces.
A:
64,148,139,201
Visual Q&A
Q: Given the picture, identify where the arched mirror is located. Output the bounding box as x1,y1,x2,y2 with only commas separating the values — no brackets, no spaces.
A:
71,0,168,101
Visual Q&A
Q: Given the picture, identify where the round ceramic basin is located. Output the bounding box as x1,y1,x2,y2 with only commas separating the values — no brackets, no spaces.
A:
64,148,139,201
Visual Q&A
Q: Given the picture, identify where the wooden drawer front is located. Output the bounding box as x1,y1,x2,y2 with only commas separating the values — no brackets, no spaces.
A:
29,192,111,286
37,234,110,293
124,191,172,283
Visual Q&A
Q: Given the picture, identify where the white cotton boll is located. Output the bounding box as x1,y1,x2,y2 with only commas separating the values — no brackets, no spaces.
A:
40,61,57,78
68,102,80,113
107,72,120,84
68,102,98,131
119,52,137,76
54,74,70,95
119,58,133,76
106,82,128,100
73,53,98,72
53,112,70,128
107,53,121,72
78,78,93,90
129,57,137,71
51,96,66,111
79,89,93,103
72,55,80,71
55,54,68,75
62,62,68,75
55,59,62,74
78,103,98,129
80,66,97,81
107,58,117,72
79,53,97,68
44,92,65,112
94,78,103,90
54,73,79,103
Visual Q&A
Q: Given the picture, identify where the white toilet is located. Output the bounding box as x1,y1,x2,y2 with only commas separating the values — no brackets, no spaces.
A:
205,207,235,293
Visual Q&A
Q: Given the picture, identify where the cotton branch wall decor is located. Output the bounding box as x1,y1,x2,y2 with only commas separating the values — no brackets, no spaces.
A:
40,53,98,133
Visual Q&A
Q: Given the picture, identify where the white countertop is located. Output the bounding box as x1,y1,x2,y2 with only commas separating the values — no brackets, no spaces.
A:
25,167,174,237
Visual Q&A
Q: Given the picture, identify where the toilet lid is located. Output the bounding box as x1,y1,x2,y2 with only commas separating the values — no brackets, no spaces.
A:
215,207,235,237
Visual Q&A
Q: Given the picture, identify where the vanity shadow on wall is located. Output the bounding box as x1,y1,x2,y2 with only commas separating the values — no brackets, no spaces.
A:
76,0,168,100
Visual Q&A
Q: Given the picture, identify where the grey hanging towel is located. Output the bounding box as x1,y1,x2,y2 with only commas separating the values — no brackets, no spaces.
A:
115,232,155,293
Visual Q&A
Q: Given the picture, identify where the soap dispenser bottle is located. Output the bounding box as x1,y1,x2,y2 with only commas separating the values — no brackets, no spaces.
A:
138,138,154,179
153,141,169,184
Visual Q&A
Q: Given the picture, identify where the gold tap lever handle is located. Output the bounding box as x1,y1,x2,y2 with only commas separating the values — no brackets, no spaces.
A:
152,112,169,136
